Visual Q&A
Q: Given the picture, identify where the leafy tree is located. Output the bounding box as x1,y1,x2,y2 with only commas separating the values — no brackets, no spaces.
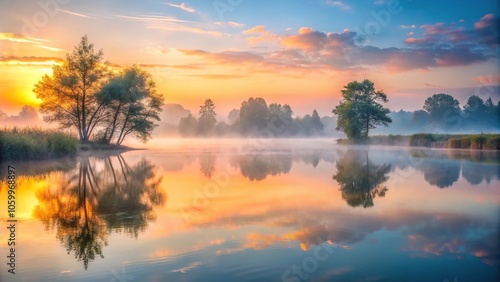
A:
332,80,392,139
34,35,109,142
215,121,231,136
198,99,217,135
423,93,460,128
268,103,294,136
227,109,240,125
97,66,162,145
239,97,269,135
179,114,198,136
333,150,391,208
311,109,324,135
411,110,430,130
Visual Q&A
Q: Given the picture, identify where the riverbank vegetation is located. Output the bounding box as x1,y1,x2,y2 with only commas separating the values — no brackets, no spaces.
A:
338,133,500,150
0,128,78,160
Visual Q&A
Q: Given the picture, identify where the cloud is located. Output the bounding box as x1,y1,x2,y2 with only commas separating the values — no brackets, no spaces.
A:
137,63,205,70
0,33,47,44
0,56,64,65
56,9,89,18
474,13,495,29
182,14,499,74
149,24,223,37
473,75,500,85
115,14,188,24
187,74,247,79
401,24,416,29
242,25,278,44
35,45,65,52
215,21,244,28
165,2,197,13
326,0,351,10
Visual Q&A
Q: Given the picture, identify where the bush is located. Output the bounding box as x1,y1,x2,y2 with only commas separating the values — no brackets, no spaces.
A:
0,127,78,160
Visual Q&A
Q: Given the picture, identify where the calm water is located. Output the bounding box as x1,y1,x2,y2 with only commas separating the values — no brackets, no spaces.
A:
0,139,499,282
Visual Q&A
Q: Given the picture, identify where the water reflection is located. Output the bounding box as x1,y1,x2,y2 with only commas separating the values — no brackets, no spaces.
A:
411,150,500,188
0,143,498,281
231,153,293,181
33,154,166,269
333,150,391,208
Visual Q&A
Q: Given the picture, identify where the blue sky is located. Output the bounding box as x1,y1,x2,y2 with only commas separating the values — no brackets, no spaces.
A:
0,0,498,116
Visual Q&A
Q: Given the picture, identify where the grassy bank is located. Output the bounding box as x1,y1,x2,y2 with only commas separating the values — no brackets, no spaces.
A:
410,134,500,150
337,133,500,150
0,128,79,160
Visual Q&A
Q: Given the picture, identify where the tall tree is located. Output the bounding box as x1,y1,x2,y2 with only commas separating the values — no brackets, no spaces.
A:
311,109,324,135
423,93,460,128
97,66,163,145
332,80,392,139
239,97,269,135
198,99,217,135
268,103,294,135
179,114,198,136
34,35,109,142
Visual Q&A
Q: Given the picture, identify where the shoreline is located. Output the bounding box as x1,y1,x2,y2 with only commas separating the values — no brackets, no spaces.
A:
336,133,500,151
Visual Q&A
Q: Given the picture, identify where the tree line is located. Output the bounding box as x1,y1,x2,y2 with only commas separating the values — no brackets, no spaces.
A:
178,98,325,137
177,80,499,139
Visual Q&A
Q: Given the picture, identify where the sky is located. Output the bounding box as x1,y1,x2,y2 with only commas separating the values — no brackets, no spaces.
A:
0,0,499,119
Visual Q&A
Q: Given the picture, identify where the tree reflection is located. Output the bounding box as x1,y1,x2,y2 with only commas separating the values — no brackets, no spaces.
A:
419,159,460,188
233,154,292,181
461,162,499,185
199,154,216,178
333,150,391,208
33,154,166,269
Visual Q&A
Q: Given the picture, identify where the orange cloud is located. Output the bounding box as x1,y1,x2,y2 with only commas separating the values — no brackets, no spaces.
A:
0,56,64,66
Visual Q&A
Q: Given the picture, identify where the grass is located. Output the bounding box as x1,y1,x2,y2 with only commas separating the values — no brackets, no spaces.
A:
337,133,500,150
410,133,500,150
0,127,78,160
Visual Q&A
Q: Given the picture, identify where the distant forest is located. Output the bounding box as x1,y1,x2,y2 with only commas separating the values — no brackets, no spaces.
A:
156,93,500,137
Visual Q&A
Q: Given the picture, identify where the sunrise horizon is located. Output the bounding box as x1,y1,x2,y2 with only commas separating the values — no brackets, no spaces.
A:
1,0,498,120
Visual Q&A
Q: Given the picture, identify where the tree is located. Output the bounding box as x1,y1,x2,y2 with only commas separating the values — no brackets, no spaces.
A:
423,93,460,128
411,110,430,130
333,150,391,208
332,80,392,139
311,110,324,135
34,35,109,142
198,99,217,135
179,114,197,136
227,109,240,125
268,103,294,136
239,97,269,135
97,66,163,145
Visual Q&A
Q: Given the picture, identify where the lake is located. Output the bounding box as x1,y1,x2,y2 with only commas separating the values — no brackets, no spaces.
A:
0,139,499,282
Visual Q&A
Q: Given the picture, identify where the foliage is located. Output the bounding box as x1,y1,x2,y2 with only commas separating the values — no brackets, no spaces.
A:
179,114,198,136
332,80,392,140
97,66,162,145
34,35,109,142
239,97,269,135
34,36,163,145
423,93,460,129
0,127,78,160
198,99,217,135
333,151,391,208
